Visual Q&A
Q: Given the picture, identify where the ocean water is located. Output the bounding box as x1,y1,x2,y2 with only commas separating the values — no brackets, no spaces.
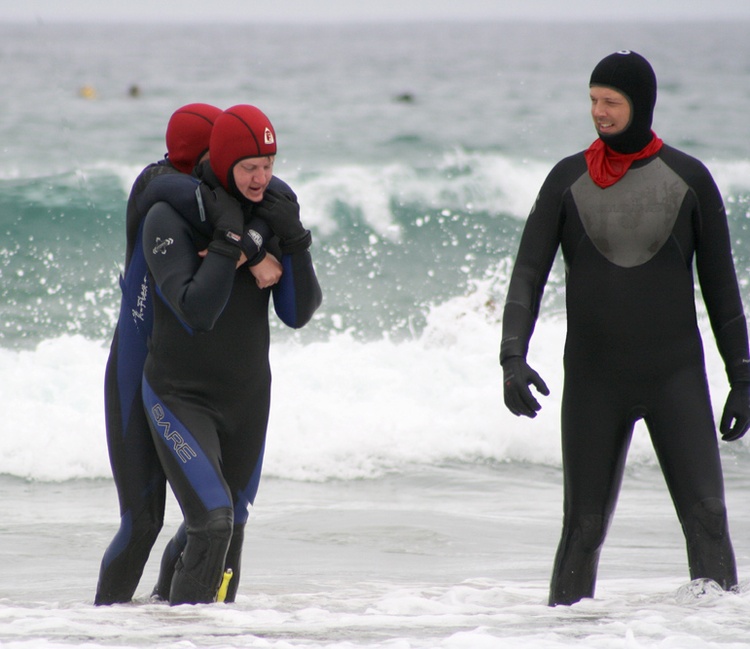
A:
2,19,750,648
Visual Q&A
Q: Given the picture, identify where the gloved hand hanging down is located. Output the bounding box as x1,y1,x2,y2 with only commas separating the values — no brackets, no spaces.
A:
253,188,312,254
502,356,550,418
720,382,750,441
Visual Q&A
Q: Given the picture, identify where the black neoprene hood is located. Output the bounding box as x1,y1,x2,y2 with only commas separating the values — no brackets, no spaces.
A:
589,50,657,154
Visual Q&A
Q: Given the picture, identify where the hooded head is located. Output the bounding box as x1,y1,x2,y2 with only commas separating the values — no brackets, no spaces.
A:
165,103,222,174
209,105,277,194
589,50,657,154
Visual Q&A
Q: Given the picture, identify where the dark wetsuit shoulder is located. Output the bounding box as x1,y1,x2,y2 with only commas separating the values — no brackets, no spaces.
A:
125,159,180,268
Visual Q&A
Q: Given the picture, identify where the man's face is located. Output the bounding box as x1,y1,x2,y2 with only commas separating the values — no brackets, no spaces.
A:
232,156,275,202
590,86,631,137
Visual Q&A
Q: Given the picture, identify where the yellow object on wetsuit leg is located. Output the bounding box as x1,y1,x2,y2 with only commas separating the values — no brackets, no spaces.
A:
216,569,233,603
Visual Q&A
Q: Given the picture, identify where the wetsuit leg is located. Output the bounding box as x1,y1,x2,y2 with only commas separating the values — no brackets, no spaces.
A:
171,507,234,604
549,373,634,606
151,522,187,601
150,442,265,603
95,329,165,605
152,520,239,605
646,367,737,589
216,406,268,602
142,379,235,605
152,520,247,603
149,398,268,604
222,523,245,603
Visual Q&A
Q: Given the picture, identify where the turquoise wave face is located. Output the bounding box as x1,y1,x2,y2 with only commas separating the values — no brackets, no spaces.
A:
3,164,750,349
0,174,122,347
0,170,531,348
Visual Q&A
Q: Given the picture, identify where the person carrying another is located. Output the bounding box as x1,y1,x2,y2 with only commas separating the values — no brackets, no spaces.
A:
141,104,321,604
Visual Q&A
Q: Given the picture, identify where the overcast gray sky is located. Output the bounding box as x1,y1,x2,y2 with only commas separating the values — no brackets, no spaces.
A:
5,0,750,23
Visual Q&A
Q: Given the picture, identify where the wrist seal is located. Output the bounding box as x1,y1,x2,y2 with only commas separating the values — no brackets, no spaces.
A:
208,238,242,261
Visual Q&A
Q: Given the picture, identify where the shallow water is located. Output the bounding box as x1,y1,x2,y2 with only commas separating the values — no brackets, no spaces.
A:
3,461,750,648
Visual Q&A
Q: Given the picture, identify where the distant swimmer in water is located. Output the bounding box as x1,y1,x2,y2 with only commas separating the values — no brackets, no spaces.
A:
394,92,415,103
499,50,750,606
95,103,224,605
79,84,97,99
141,104,322,605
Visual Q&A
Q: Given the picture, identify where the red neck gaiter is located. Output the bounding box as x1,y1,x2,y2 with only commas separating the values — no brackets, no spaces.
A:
584,131,663,188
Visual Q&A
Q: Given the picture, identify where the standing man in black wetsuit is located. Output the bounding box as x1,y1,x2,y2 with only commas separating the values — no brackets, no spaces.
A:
500,50,750,606
141,104,322,605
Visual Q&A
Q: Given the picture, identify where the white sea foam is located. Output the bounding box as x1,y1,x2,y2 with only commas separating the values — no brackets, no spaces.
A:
0,286,736,484
279,150,561,240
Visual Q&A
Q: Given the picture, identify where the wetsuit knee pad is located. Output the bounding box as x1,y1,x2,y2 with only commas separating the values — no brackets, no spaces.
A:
170,508,234,605
687,498,728,540
131,507,164,546
570,514,608,552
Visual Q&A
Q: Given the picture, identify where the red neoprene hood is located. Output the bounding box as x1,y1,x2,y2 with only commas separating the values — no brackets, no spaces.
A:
209,105,277,191
165,103,222,174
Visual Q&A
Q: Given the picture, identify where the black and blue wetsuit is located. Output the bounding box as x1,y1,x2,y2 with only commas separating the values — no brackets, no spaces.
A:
95,159,186,605
501,144,750,605
140,165,321,604
95,159,318,605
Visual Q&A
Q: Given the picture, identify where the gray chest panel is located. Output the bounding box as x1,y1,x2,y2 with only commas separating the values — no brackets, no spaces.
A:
570,159,688,267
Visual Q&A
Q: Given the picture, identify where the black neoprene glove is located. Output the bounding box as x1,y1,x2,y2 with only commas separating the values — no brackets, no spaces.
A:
254,188,311,253
197,183,244,260
502,356,550,418
720,382,750,441
242,218,271,267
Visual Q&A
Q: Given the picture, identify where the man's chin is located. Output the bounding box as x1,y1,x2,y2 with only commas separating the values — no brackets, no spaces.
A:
245,191,264,203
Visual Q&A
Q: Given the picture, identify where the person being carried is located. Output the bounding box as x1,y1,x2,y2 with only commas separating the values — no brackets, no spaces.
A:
95,103,225,605
141,104,321,605
500,50,750,606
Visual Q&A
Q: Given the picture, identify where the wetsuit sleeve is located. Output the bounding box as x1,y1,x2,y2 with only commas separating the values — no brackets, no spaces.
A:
271,244,323,329
500,163,567,363
125,161,178,268
142,201,237,332
261,175,322,328
692,164,750,384
137,174,211,236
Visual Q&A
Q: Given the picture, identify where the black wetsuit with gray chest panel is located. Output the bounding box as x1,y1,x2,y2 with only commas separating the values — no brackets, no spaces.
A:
501,143,749,604
502,143,748,385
